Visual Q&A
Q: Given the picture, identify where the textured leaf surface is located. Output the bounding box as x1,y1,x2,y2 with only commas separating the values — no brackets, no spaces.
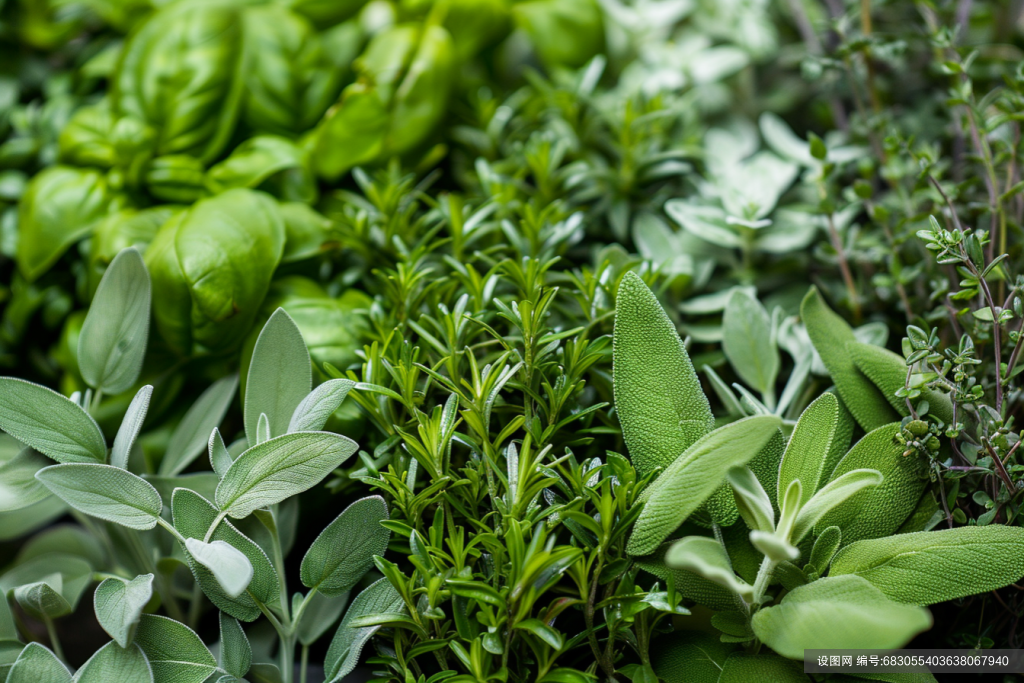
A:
301,496,390,596
628,415,781,556
219,612,251,679
216,432,358,518
800,288,899,431
7,643,71,683
94,574,154,647
847,342,954,424
296,592,349,647
830,526,1024,605
722,290,778,395
134,614,217,683
36,464,162,530
751,575,931,659
635,544,737,611
0,554,93,611
289,379,355,433
172,488,279,622
14,578,71,618
245,308,312,443
324,578,404,682
0,378,106,463
666,536,752,600
651,631,735,683
184,539,253,599
160,375,238,476
77,247,151,395
0,448,52,512
73,641,152,683
778,392,841,505
613,271,714,476
792,469,883,543
111,386,152,470
816,423,924,543
719,653,808,682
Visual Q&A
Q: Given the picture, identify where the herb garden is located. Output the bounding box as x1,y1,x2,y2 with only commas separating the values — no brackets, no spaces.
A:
2,0,1024,681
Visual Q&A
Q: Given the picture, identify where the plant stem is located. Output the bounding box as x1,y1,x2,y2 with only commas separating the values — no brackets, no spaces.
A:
752,556,777,606
280,634,296,683
300,645,309,683
43,615,64,662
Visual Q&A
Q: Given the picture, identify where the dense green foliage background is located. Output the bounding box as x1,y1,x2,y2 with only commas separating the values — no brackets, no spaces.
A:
4,0,1024,681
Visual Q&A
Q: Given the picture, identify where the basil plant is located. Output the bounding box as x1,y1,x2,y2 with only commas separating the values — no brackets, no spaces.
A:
0,248,395,683
614,272,1024,680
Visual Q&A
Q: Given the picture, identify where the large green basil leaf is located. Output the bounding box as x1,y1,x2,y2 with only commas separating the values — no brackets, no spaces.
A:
312,23,455,179
242,6,347,135
17,166,120,282
386,24,455,154
145,188,285,356
88,206,179,296
512,0,605,69
113,1,246,162
58,101,156,176
205,136,313,199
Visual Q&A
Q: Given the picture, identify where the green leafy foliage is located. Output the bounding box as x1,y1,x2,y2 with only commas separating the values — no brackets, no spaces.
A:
831,526,1024,605
751,576,932,659
628,415,781,555
35,464,163,530
93,574,153,648
613,270,714,476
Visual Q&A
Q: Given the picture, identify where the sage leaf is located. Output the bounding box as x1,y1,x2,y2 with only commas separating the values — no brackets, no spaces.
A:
650,631,733,683
719,652,808,683
791,469,882,543
751,575,931,659
216,432,358,519
111,386,152,470
73,641,152,683
289,379,355,433
244,308,312,443
613,271,714,476
160,375,238,476
777,392,841,506
134,614,218,683
77,247,151,395
184,539,254,599
0,448,52,512
830,526,1024,605
219,612,251,678
722,289,778,397
0,554,93,612
172,488,280,622
848,342,954,425
727,466,774,533
14,576,72,618
324,577,405,683
807,526,841,576
296,592,349,647
209,428,233,478
0,378,107,464
7,643,72,683
255,413,270,446
628,415,781,556
800,287,899,431
36,464,162,530
300,495,390,596
94,574,154,647
815,423,924,543
665,536,753,601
